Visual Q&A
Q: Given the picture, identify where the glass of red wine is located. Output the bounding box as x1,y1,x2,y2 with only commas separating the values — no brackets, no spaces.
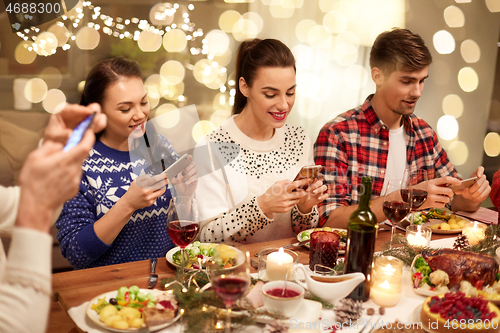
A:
166,196,199,270
402,169,428,224
210,253,251,333
382,179,411,248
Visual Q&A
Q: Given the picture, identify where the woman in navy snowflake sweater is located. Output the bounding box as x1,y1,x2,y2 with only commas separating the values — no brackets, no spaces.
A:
56,58,196,269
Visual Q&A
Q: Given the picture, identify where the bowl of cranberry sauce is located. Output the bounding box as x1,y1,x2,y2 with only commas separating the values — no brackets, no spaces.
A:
262,280,304,317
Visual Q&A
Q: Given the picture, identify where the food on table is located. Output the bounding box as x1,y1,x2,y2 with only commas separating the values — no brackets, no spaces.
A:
243,281,264,309
429,216,468,231
299,227,347,251
142,293,178,326
420,292,500,333
91,286,178,329
411,212,429,225
171,242,238,269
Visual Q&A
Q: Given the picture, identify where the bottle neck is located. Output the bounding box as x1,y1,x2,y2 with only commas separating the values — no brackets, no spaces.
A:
358,184,372,209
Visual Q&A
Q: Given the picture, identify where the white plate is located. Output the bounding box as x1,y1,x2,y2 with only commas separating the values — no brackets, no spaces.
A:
297,228,347,254
234,299,322,325
429,238,455,248
423,218,471,234
86,289,180,332
165,243,245,271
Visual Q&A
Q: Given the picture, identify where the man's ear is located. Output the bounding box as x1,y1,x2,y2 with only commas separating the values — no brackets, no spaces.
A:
239,77,250,98
371,67,384,86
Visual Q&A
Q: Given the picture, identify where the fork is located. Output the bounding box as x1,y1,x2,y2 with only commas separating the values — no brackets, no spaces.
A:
148,258,158,289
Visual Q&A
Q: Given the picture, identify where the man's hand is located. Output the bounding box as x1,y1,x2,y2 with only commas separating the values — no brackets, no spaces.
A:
456,166,491,203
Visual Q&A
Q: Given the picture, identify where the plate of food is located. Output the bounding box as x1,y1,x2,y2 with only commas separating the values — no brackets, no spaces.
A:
410,208,472,234
166,242,245,270
86,286,180,332
410,249,500,304
297,227,347,253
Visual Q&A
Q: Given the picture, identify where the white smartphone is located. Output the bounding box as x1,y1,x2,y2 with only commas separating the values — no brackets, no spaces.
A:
294,165,322,190
162,154,191,180
63,112,96,152
449,176,478,193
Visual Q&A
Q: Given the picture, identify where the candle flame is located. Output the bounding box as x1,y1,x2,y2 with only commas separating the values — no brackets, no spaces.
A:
416,225,422,237
381,280,391,289
278,247,284,254
473,221,478,230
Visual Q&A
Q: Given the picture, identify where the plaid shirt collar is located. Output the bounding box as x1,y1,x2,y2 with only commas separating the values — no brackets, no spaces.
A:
362,94,416,134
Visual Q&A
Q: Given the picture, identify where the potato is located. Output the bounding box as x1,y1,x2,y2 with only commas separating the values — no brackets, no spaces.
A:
458,220,466,227
220,248,238,260
119,307,141,323
103,314,122,327
323,227,332,231
130,318,144,328
111,320,129,329
449,224,461,230
440,223,450,230
99,304,118,322
216,244,229,252
448,218,456,225
450,214,456,219
430,224,440,230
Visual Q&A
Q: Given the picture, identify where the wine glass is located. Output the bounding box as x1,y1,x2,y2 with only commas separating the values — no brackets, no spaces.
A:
382,179,411,248
166,196,200,270
402,169,428,224
210,253,251,333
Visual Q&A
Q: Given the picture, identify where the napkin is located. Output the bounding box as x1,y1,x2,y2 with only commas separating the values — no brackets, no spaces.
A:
454,207,498,225
67,302,182,333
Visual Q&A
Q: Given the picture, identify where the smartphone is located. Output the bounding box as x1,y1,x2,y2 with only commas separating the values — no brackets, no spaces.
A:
162,154,191,180
63,112,96,152
294,165,322,190
449,176,478,193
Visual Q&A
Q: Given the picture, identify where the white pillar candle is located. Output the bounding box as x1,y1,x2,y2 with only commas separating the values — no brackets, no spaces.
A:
370,256,403,307
406,225,431,248
370,280,402,307
462,222,486,246
266,247,294,281
407,233,428,247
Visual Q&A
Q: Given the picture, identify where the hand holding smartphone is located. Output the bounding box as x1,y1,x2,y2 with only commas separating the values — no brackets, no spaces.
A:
63,112,96,152
162,154,192,180
449,176,478,193
294,165,322,190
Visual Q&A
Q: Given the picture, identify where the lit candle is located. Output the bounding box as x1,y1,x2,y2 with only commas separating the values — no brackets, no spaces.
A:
406,225,431,247
370,256,403,307
266,247,294,281
462,222,486,246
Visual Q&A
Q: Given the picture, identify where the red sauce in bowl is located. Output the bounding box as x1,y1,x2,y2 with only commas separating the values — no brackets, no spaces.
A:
265,288,300,298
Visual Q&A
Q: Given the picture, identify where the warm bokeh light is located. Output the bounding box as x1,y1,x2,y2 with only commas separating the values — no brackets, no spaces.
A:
447,141,468,166
193,59,217,84
205,30,230,56
296,72,320,98
35,32,58,56
444,5,465,27
75,27,100,50
460,39,481,63
77,81,85,93
15,41,36,64
154,104,179,128
269,0,294,18
149,3,175,26
433,30,455,54
232,18,259,41
458,67,479,92
48,22,69,47
296,98,323,119
163,29,187,52
319,0,336,12
219,10,241,33
295,20,317,43
437,115,459,140
39,67,62,89
213,48,232,67
138,30,162,52
486,0,500,12
242,12,263,34
205,69,227,90
210,109,231,127
442,94,464,118
160,60,185,85
484,132,500,157
323,11,348,34
293,45,326,71
42,89,66,113
213,92,232,112
163,82,185,101
332,0,357,21
192,120,216,143
344,65,369,89
308,25,332,48
24,78,48,103
331,32,360,66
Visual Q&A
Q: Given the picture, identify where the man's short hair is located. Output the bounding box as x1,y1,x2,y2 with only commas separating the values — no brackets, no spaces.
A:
370,28,432,75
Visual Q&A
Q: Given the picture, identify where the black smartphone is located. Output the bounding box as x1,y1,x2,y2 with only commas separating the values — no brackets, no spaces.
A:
63,112,96,152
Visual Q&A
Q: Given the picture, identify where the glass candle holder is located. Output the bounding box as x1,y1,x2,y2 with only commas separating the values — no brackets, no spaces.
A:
258,247,299,281
462,222,486,246
309,231,340,273
406,225,431,248
370,256,403,307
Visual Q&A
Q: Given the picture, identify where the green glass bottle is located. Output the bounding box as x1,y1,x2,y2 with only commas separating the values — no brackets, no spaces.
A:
343,176,378,301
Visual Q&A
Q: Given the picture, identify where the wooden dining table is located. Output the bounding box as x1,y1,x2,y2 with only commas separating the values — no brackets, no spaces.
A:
47,228,454,333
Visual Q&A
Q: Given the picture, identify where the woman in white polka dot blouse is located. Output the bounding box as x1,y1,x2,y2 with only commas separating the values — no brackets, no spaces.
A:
196,39,328,244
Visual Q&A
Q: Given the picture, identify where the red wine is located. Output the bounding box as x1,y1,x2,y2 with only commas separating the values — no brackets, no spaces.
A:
265,288,300,298
344,176,377,302
383,201,410,224
401,189,428,209
167,220,200,248
212,275,250,307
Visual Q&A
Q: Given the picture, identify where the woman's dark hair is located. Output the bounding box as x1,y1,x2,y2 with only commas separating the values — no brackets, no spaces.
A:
370,28,432,75
80,57,143,106
233,39,296,115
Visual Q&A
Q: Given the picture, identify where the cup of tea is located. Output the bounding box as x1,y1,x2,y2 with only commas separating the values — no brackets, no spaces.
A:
261,280,304,317
309,231,340,273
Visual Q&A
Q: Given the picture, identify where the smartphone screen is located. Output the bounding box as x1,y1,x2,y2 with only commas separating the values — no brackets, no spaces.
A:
63,112,96,152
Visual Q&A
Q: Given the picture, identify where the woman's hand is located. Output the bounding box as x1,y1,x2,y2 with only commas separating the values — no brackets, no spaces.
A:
171,156,198,197
257,179,310,219
296,179,328,214
122,175,166,211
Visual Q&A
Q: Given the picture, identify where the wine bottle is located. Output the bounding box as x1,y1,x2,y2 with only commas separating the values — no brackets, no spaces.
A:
343,176,378,301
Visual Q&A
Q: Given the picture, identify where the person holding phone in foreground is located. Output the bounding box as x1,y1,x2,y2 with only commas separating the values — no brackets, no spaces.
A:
0,103,106,333
196,39,327,244
315,28,490,229
56,58,197,269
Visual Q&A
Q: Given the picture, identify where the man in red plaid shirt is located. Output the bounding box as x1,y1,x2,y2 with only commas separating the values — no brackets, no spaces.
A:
314,29,491,228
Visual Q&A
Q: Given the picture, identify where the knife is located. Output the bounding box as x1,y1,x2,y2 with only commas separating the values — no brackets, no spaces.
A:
253,239,310,257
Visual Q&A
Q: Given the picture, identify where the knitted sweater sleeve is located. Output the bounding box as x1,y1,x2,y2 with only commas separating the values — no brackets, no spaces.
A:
55,177,110,269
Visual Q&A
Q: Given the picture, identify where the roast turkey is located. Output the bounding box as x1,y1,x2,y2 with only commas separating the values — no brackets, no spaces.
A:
422,249,499,288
